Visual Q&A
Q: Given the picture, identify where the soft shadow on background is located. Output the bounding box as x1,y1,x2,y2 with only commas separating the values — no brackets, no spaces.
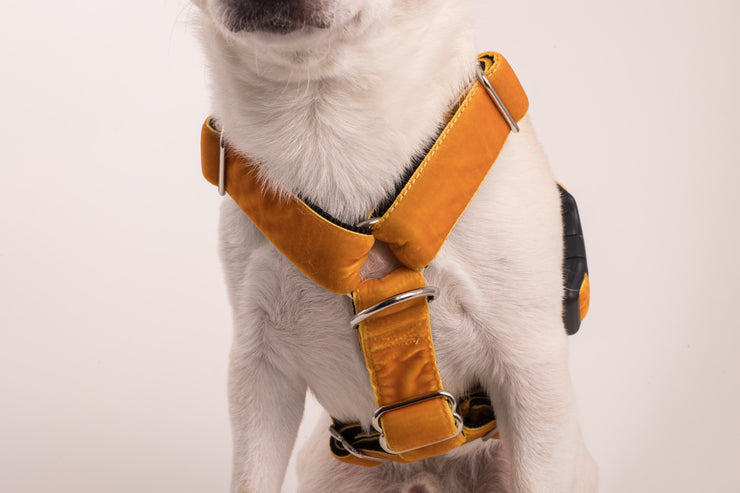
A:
1,1,738,491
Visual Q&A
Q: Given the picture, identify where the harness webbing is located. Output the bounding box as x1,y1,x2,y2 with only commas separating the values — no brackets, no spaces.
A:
201,53,528,294
329,388,498,466
201,52,529,466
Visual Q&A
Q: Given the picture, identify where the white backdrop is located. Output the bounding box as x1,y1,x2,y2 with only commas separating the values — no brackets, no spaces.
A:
1,1,738,491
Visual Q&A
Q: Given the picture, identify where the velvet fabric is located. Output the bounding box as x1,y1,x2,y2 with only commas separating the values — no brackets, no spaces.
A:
200,52,527,292
201,52,527,465
352,267,465,461
372,53,528,269
201,119,374,295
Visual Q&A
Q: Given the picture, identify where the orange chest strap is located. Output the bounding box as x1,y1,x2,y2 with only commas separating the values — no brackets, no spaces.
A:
201,52,528,466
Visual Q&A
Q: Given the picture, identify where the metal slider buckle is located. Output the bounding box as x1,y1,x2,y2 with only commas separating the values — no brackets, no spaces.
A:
372,391,464,455
350,286,439,328
476,67,520,133
328,426,388,463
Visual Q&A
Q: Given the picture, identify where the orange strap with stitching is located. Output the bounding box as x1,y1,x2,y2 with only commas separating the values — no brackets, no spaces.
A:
201,52,527,465
353,268,465,461
201,123,374,294
201,53,527,292
373,54,528,269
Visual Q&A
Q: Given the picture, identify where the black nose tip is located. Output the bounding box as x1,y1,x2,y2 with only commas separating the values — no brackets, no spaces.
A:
221,0,327,33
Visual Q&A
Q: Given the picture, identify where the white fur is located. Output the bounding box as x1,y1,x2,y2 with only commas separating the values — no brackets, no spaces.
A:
194,1,597,491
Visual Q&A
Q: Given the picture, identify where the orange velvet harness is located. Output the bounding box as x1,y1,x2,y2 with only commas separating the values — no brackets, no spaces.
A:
202,53,530,466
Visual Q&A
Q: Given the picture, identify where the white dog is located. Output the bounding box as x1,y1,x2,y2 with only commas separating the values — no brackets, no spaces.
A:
193,0,597,491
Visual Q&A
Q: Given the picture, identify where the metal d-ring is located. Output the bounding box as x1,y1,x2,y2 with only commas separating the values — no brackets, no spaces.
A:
328,426,388,463
481,425,499,442
356,217,381,229
218,129,226,196
350,286,439,328
476,67,520,133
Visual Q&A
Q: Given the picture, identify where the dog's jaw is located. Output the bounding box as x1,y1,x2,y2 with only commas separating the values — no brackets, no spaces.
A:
197,0,477,225
217,0,360,35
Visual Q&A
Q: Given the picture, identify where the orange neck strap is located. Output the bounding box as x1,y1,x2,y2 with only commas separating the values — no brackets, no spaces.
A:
201,52,528,466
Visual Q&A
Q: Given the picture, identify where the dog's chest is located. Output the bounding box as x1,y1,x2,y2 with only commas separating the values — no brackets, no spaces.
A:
218,122,564,425
219,196,512,424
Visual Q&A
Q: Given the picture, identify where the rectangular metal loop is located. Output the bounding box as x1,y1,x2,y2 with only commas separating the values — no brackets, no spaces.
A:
372,391,464,455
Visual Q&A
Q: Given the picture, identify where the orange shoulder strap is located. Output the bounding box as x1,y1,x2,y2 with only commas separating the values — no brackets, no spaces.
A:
200,52,527,290
201,120,374,294
372,53,528,268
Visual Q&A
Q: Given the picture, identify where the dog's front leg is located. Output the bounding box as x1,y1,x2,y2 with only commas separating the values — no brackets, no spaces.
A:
486,329,595,493
228,346,306,493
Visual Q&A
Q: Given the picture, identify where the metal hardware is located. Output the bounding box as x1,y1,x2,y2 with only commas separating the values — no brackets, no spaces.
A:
476,67,520,133
218,129,226,196
350,286,439,328
357,217,380,229
372,391,464,455
481,426,499,442
328,426,388,463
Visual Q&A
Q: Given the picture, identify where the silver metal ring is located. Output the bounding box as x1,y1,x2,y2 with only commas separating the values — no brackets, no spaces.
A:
476,67,520,133
218,129,226,196
328,426,388,463
356,217,380,229
350,286,439,328
481,426,499,442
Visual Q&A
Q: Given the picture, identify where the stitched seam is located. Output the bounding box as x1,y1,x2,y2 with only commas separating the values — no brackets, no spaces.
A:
231,158,372,241
374,83,481,227
374,55,502,228
295,199,372,240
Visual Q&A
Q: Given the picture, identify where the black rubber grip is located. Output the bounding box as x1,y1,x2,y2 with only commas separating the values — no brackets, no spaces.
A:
559,185,589,335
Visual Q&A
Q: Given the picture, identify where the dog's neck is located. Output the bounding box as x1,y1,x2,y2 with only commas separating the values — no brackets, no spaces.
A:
200,3,476,224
